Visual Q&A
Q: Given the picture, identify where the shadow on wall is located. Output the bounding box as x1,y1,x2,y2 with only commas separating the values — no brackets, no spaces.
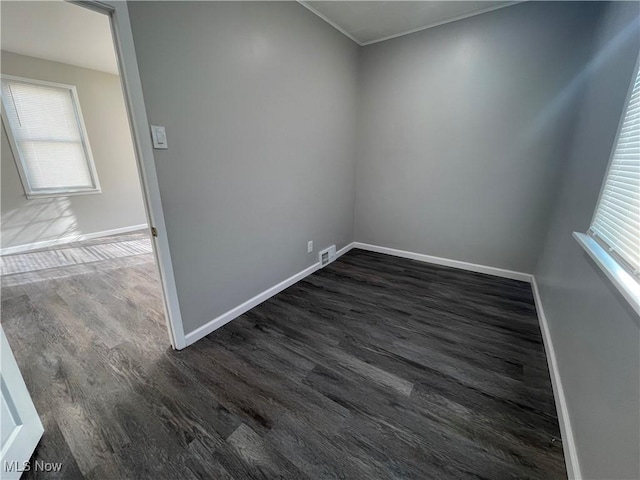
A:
1,197,79,247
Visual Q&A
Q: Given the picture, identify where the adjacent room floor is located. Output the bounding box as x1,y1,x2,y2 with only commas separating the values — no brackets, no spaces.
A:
1,234,565,479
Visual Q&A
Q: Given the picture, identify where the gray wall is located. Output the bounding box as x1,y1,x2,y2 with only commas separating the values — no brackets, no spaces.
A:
127,1,359,334
354,2,603,274
1,51,146,250
534,2,640,479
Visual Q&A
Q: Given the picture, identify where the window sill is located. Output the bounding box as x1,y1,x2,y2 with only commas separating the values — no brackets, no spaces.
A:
573,232,640,316
25,188,102,200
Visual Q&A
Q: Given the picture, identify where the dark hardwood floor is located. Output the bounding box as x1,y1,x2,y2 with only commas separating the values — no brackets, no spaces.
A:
1,233,565,479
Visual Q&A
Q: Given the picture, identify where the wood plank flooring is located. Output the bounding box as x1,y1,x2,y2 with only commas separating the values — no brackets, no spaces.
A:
1,233,565,479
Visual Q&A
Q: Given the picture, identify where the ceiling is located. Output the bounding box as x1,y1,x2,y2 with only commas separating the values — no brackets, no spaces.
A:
300,1,516,45
1,0,118,75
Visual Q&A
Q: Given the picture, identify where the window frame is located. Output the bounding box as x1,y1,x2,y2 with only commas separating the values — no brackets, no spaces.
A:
575,55,640,316
586,55,640,282
1,74,101,199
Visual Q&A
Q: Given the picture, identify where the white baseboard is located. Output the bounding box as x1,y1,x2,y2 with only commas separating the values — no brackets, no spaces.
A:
184,262,322,347
531,277,581,480
353,242,532,283
183,242,355,347
0,224,149,256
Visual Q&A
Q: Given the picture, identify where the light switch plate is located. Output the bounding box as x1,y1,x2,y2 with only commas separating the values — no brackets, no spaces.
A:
150,125,168,149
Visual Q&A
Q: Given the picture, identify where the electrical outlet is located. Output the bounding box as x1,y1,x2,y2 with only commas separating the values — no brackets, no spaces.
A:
307,241,313,253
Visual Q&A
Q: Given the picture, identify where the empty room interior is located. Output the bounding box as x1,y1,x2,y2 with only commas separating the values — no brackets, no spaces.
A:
0,1,638,479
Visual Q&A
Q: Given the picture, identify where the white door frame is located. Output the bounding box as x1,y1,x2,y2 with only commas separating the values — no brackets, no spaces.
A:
70,0,186,349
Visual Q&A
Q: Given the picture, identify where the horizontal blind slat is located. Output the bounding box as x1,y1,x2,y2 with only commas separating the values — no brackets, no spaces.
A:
604,184,640,197
594,209,640,239
595,199,640,225
591,221,640,260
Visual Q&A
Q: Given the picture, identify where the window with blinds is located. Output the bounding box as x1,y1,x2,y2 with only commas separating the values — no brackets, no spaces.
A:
590,61,640,278
1,76,100,197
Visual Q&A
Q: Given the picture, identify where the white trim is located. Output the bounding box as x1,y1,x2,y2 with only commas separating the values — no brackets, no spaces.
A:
573,232,640,316
184,262,322,346
71,0,186,349
531,277,582,480
0,74,102,198
360,2,521,46
184,242,355,347
297,1,520,47
0,224,148,256
354,242,532,282
297,1,362,46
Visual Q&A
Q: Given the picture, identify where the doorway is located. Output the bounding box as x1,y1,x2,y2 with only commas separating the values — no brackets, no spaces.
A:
1,0,182,348
1,0,182,472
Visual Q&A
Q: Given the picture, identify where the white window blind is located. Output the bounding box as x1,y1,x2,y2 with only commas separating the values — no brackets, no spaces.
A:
1,76,99,197
590,62,640,277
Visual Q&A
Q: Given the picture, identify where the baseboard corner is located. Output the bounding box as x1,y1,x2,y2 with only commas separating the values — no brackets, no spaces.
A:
337,241,355,257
